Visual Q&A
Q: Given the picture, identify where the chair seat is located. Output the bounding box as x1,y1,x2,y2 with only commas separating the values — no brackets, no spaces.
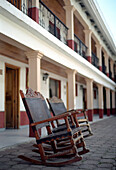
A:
52,124,75,133
36,126,81,144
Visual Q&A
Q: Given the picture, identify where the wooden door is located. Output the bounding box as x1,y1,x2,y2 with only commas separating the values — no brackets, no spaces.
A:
5,66,19,129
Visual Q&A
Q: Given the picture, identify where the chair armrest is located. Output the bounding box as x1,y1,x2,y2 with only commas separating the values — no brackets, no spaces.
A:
31,112,71,127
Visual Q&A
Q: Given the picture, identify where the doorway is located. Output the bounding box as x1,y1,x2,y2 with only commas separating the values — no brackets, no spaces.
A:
5,64,20,129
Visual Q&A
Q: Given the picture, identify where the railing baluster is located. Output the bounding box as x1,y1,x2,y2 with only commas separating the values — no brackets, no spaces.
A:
54,16,56,37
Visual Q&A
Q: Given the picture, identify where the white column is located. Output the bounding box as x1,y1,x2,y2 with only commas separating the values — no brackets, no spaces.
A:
26,51,43,92
85,78,93,121
112,91,115,114
95,44,102,71
111,60,114,80
105,53,109,77
64,5,75,40
64,5,75,49
98,84,103,118
84,29,92,61
106,88,110,116
67,69,76,110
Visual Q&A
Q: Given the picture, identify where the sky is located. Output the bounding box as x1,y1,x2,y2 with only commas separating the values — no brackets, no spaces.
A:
94,0,116,45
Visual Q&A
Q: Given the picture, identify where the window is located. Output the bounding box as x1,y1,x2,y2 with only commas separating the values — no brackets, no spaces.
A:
49,78,61,98
49,21,60,40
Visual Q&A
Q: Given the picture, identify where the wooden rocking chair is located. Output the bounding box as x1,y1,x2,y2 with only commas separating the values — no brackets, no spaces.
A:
47,96,93,138
19,88,83,166
34,91,89,155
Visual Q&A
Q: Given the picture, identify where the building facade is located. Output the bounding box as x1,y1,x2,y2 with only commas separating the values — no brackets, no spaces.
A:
0,0,116,131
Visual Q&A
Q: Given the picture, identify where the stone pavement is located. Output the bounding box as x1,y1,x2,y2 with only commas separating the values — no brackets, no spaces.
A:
0,116,116,170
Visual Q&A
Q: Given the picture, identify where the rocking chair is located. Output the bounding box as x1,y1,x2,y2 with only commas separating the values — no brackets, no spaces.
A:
19,88,83,166
47,96,93,138
34,91,89,155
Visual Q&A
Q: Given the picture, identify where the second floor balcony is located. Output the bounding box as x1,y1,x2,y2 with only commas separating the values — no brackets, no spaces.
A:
91,52,99,69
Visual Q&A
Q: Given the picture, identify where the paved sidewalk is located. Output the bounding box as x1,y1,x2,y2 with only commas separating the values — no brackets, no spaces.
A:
0,116,116,170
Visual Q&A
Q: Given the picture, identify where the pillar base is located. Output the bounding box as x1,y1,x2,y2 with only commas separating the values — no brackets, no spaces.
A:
67,40,74,50
28,7,39,23
99,109,103,118
107,109,110,116
87,109,93,121
106,73,109,77
86,56,92,63
112,108,116,115
99,66,102,71
0,111,5,128
112,78,115,81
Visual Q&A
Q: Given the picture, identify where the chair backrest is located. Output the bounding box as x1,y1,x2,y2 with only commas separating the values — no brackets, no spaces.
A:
35,91,52,119
47,96,67,116
20,88,49,132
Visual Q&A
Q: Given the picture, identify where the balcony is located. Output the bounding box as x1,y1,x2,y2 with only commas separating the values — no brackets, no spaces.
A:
102,65,106,75
74,34,87,59
91,52,99,69
7,0,68,45
39,0,68,45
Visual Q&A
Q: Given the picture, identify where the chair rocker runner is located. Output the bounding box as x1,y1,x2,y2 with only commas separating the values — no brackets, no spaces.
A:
19,88,84,166
47,96,93,138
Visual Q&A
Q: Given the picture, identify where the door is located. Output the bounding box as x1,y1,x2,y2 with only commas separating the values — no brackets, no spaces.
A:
5,65,19,129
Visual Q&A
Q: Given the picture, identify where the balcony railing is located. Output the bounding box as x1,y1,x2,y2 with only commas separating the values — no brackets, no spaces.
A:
39,0,68,45
74,34,87,59
109,71,112,79
7,0,32,16
91,52,99,69
102,65,106,74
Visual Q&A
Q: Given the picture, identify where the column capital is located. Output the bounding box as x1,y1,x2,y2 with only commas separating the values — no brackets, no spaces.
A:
66,69,77,75
25,50,43,60
95,43,102,49
83,29,92,35
64,5,75,12
85,78,93,83
97,83,103,88
105,87,110,91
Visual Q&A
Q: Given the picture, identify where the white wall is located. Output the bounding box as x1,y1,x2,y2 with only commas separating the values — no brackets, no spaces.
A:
93,88,99,109
41,70,67,107
76,83,83,109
